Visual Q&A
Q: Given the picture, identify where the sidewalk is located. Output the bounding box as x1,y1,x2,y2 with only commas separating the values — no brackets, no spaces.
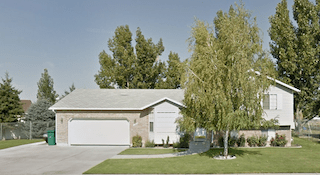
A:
111,149,200,159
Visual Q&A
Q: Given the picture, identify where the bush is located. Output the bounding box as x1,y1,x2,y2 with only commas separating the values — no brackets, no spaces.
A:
145,140,155,147
258,135,268,147
179,133,191,148
132,134,142,147
237,134,246,147
270,133,288,147
218,134,238,147
172,142,180,148
247,135,259,147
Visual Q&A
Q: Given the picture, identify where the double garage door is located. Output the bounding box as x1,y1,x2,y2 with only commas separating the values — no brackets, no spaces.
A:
68,119,130,145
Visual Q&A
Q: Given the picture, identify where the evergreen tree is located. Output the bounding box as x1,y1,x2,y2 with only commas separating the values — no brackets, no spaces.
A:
37,69,58,104
0,72,24,122
269,0,320,125
133,27,165,89
25,99,55,138
180,3,275,156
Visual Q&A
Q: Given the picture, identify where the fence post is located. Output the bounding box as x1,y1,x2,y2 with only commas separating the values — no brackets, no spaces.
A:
29,121,32,140
0,123,2,140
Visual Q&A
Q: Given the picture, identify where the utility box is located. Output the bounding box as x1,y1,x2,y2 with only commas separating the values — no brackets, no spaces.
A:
47,130,56,145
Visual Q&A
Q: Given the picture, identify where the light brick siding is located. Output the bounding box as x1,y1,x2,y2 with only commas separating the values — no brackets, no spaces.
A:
55,109,150,146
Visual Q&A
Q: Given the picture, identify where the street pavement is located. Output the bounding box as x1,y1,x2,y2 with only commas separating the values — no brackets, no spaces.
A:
0,141,128,175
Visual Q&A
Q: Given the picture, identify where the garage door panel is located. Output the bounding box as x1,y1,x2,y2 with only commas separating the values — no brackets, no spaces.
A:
68,120,129,145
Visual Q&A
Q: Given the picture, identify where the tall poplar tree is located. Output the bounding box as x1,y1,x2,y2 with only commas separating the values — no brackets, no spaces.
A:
133,27,165,89
95,25,166,89
0,72,24,123
269,0,320,125
37,69,58,104
95,25,135,89
156,51,183,89
180,4,275,156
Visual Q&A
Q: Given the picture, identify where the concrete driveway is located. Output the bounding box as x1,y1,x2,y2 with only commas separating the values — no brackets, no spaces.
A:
0,141,128,175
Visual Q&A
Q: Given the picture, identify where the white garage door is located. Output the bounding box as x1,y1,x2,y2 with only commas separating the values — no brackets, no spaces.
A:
68,119,130,145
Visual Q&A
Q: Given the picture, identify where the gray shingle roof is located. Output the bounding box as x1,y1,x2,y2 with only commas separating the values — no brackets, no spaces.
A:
49,89,184,111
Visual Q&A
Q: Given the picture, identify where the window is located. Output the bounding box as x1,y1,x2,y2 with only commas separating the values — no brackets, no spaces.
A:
263,94,281,110
150,122,154,132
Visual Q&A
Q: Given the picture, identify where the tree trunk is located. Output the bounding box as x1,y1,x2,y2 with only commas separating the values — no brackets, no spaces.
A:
223,130,229,157
295,106,303,136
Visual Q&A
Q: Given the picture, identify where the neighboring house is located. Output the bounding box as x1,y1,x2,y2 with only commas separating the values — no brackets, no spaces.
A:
49,79,300,146
19,100,32,122
49,89,184,146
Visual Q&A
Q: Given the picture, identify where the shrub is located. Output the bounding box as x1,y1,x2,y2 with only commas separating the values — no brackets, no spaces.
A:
228,136,237,147
179,133,191,148
247,135,259,147
218,134,238,147
258,135,268,147
172,142,180,148
145,140,155,147
270,133,288,147
132,134,142,147
237,134,246,147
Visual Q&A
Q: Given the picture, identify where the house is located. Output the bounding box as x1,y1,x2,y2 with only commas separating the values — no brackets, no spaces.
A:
49,79,300,146
49,89,184,146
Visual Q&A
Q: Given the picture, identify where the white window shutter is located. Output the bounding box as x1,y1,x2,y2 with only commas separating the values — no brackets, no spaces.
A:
277,94,282,110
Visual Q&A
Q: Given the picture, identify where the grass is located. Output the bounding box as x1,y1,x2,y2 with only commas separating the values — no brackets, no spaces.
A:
84,137,320,174
119,148,187,155
0,139,43,150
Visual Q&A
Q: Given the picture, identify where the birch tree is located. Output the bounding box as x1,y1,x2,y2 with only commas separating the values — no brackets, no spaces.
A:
180,3,275,156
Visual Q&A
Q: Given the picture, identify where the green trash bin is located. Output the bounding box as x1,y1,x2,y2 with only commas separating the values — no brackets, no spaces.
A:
47,130,56,145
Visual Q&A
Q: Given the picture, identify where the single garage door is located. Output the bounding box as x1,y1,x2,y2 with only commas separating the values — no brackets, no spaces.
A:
68,119,130,145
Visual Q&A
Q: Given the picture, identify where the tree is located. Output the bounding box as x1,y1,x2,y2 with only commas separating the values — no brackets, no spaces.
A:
269,0,320,128
37,69,58,104
0,72,24,123
156,51,184,89
132,27,165,89
180,4,275,156
25,99,55,138
60,83,76,99
95,25,136,89
95,25,167,89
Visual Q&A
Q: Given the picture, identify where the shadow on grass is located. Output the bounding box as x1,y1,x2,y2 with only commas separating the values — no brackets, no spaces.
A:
199,148,261,158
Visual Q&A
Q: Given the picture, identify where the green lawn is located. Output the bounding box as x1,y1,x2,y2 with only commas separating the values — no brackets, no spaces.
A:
119,148,187,155
84,138,320,174
0,139,43,150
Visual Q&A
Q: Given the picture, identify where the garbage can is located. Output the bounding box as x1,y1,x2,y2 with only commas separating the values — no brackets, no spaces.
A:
47,130,56,145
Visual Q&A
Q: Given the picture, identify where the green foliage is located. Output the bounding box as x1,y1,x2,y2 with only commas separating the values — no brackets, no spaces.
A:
237,134,246,147
60,83,76,99
218,133,238,147
269,0,320,121
95,25,168,89
145,140,155,147
156,52,184,89
133,27,165,89
0,72,24,123
25,99,55,137
181,2,275,156
247,136,259,147
179,133,191,148
37,69,58,104
172,142,180,148
258,135,268,147
270,133,288,147
132,135,142,147
261,118,280,129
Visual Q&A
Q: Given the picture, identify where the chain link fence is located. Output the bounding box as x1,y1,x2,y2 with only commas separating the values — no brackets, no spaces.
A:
299,119,320,140
0,121,55,140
